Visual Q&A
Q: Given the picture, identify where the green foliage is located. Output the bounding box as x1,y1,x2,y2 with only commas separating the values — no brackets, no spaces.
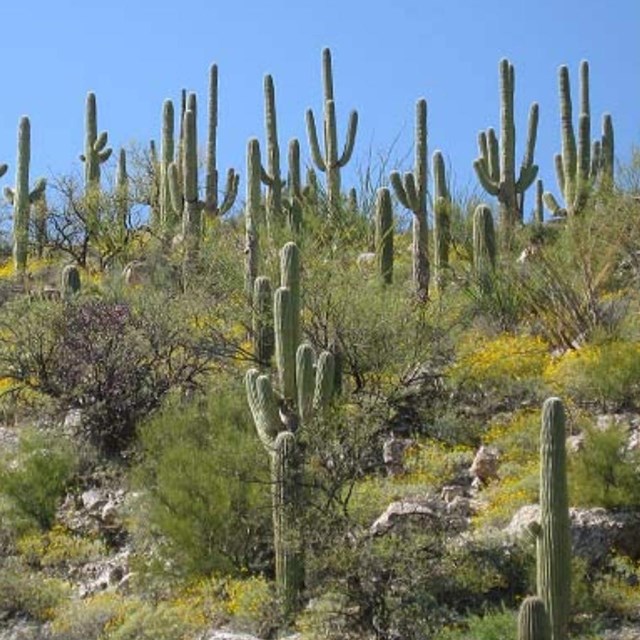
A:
433,607,518,640
132,381,270,579
570,422,640,509
0,428,76,532
545,340,640,410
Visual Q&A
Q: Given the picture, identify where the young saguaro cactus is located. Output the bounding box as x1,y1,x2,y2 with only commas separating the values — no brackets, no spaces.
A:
535,397,571,640
60,264,81,301
4,117,46,274
245,242,335,617
260,75,283,227
518,596,551,640
286,138,303,233
375,187,394,285
205,64,239,218
543,61,615,218
80,92,112,191
115,148,129,231
473,58,539,243
306,47,358,215
159,99,177,231
472,204,496,282
433,150,451,291
390,98,429,301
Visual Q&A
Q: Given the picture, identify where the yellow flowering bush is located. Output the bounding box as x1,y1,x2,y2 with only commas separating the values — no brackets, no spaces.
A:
450,332,551,389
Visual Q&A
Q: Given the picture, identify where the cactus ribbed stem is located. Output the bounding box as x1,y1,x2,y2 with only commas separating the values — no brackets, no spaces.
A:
261,75,283,226
245,139,262,301
115,148,129,231
537,397,571,640
81,92,112,192
433,150,451,290
160,100,176,230
287,139,303,233
253,276,274,366
61,264,81,300
473,204,496,280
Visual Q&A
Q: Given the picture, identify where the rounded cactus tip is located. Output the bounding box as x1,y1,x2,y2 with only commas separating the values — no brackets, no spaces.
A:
0,164,7,178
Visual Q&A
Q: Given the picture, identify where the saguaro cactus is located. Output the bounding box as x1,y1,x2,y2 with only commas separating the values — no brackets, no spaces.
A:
60,264,81,300
80,92,112,191
245,242,335,616
472,204,496,281
253,276,274,365
204,64,238,218
473,59,539,243
375,187,394,284
168,100,204,287
518,596,551,640
160,99,177,230
245,138,262,301
543,61,615,218
4,117,46,274
286,138,303,233
306,47,358,214
433,150,451,290
534,179,544,225
390,98,429,301
536,397,571,640
115,148,129,231
260,75,283,226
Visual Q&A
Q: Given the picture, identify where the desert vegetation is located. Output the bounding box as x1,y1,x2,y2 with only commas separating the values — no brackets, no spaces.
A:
0,49,638,640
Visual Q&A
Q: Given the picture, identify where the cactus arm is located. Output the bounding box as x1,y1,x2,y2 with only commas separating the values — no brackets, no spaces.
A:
336,110,358,168
274,287,296,401
168,162,182,216
543,191,564,217
305,110,326,172
473,204,496,275
487,128,500,182
217,169,239,216
473,158,500,196
246,369,280,449
280,242,301,350
559,65,577,206
253,276,274,365
0,164,7,179
296,344,315,427
160,99,176,229
313,350,335,413
600,114,614,181
389,171,410,209
4,187,14,204
321,47,334,101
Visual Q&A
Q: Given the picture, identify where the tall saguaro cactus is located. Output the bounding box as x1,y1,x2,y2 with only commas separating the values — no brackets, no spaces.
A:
4,117,46,274
306,47,358,214
245,138,262,302
543,61,615,218
473,59,539,243
286,138,303,233
260,75,283,226
536,397,571,640
245,242,335,617
160,99,177,231
390,98,429,300
115,148,129,231
168,100,203,287
80,92,112,192
433,150,451,290
205,64,239,218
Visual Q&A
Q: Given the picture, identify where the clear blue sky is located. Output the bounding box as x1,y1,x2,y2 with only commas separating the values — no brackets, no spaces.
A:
1,0,638,216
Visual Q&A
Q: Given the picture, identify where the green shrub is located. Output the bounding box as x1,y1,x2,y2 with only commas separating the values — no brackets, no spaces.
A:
432,607,517,640
131,380,270,579
545,340,640,410
0,428,76,532
570,422,640,509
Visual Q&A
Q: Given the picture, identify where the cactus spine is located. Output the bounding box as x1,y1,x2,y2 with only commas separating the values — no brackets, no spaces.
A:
543,61,615,218
537,397,571,640
4,117,46,274
61,264,81,300
245,242,335,617
205,64,238,218
80,92,112,191
245,138,262,301
473,59,539,244
518,596,551,640
375,188,394,285
390,98,429,301
306,48,358,215
472,204,496,281
261,75,283,226
433,150,451,291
